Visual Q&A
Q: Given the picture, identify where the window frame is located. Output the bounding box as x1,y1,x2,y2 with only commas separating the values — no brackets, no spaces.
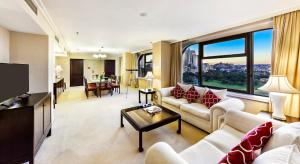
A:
181,28,272,96
199,33,250,93
181,43,200,85
138,53,153,77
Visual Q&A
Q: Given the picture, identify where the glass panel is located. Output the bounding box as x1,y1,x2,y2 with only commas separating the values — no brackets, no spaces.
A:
138,55,145,77
145,63,152,74
202,57,247,91
204,38,245,57
182,44,199,85
253,29,272,96
146,54,152,62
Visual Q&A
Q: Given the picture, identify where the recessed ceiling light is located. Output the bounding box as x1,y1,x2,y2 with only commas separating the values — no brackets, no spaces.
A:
139,12,147,17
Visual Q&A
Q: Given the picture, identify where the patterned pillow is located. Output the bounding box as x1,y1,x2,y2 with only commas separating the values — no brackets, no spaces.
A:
171,84,185,99
218,139,255,164
185,86,200,103
201,90,221,108
242,121,273,150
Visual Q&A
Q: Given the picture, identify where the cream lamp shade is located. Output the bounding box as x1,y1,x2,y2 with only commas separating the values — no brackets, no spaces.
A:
258,75,300,94
258,75,300,120
145,72,154,90
55,65,63,79
145,71,154,79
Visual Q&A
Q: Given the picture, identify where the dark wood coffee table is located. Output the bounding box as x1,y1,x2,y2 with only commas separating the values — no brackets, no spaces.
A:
120,105,181,152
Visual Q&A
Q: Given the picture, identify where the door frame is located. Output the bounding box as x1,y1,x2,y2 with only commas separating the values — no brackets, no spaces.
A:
70,59,84,87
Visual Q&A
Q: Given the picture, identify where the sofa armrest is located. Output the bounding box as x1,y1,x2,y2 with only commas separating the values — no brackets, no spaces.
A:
145,142,188,164
209,98,245,131
159,87,175,97
224,110,286,134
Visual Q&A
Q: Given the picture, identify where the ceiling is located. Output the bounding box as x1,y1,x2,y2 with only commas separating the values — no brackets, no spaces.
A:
41,0,300,55
0,0,45,35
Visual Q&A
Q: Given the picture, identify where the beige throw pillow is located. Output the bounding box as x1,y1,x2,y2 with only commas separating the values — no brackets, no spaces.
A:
177,83,192,92
262,122,300,153
253,145,300,164
204,88,227,100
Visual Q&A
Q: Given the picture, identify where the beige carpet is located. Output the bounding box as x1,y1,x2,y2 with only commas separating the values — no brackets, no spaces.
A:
35,87,208,164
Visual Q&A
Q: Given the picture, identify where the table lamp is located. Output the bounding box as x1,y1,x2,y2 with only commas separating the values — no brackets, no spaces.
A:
55,65,63,79
145,71,154,91
258,75,300,120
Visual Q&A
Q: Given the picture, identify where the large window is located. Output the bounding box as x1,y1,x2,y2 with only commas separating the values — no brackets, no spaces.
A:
182,29,272,96
204,38,245,57
202,35,248,92
138,53,153,77
253,29,272,96
202,57,247,91
182,44,199,85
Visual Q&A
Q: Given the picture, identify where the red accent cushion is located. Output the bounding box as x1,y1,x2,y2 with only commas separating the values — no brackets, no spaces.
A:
201,90,221,108
242,121,273,150
218,139,255,164
185,86,200,103
171,84,185,99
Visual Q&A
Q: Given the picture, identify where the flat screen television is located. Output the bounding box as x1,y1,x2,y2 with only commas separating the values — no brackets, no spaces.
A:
0,63,29,103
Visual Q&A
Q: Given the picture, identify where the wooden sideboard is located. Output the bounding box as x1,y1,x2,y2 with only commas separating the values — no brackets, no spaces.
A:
0,92,52,164
53,78,65,108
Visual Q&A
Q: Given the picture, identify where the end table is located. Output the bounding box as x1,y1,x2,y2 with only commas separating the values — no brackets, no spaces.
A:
138,89,156,104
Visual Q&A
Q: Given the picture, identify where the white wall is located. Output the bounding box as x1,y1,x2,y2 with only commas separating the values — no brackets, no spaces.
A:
83,59,104,80
55,56,70,87
10,31,49,93
57,53,121,88
69,53,121,76
0,26,10,63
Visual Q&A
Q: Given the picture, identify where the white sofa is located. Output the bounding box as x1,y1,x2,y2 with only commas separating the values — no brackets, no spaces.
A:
145,110,288,164
158,86,245,133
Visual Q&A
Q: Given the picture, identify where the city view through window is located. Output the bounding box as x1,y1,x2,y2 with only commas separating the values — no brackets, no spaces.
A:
253,30,272,95
182,44,199,85
182,29,272,96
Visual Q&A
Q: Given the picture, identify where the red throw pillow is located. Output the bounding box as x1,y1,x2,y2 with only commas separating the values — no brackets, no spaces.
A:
171,84,185,99
185,86,200,103
242,121,273,150
218,139,255,164
201,90,221,108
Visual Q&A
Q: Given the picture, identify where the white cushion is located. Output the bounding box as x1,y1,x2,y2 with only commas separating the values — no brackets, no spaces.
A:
180,103,210,121
177,83,192,92
180,140,225,164
262,122,300,153
204,125,244,153
205,88,227,100
145,142,188,164
162,96,188,108
253,145,300,164
160,87,174,97
194,86,207,102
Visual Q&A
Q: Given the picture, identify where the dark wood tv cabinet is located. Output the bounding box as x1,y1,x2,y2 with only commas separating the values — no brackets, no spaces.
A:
0,92,52,164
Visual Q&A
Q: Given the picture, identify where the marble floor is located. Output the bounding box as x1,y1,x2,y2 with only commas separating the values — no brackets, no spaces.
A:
34,86,208,164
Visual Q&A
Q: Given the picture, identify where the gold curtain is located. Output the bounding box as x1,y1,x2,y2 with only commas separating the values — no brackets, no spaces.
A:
121,52,137,87
170,42,182,86
271,10,300,118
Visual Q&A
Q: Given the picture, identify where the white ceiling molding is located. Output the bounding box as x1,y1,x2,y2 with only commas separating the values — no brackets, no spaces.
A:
0,0,45,34
183,18,273,46
41,0,300,55
180,5,300,45
33,0,68,50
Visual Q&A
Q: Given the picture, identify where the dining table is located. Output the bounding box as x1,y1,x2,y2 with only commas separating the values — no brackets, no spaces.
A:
89,77,109,83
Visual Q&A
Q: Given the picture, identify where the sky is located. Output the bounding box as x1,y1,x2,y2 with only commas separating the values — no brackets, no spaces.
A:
185,29,273,65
